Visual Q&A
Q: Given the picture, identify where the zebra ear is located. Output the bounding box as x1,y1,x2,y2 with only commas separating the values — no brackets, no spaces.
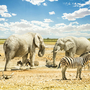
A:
65,41,74,51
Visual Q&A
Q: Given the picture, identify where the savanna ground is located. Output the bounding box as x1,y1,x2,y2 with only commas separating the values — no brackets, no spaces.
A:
0,43,90,90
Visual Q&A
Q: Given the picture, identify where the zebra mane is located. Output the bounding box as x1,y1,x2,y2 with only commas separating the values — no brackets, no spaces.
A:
80,51,90,57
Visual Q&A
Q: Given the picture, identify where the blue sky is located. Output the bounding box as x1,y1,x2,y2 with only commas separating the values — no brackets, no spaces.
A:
0,0,90,38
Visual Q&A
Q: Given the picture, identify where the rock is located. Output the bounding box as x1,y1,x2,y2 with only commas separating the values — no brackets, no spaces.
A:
34,61,39,66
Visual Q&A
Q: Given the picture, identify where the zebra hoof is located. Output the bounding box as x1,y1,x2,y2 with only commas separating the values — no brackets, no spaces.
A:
64,78,67,80
62,78,67,80
79,78,82,80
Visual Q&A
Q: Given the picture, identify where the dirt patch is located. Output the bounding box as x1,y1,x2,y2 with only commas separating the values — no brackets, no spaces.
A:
0,45,90,90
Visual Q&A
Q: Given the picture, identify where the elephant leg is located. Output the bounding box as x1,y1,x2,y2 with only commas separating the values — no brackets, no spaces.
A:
65,51,69,57
65,50,75,57
62,66,67,80
4,51,15,71
22,53,28,66
30,52,35,67
4,58,9,71
53,52,57,66
69,52,74,57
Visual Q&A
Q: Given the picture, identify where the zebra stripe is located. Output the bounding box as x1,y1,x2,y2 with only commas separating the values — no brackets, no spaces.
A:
64,57,71,65
61,57,75,65
62,57,69,65
68,57,73,64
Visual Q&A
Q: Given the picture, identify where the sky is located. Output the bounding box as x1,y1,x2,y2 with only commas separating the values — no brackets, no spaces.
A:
0,0,90,39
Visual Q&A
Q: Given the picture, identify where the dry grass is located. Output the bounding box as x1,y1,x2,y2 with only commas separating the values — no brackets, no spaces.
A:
0,40,5,44
0,39,56,45
44,42,56,45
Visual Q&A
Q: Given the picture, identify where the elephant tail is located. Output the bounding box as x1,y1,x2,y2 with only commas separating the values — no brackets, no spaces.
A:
57,62,61,69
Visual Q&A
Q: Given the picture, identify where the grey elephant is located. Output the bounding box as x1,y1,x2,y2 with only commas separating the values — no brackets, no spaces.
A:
53,36,90,66
3,32,45,71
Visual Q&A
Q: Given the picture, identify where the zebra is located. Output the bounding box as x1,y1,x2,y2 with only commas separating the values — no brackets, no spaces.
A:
58,53,90,80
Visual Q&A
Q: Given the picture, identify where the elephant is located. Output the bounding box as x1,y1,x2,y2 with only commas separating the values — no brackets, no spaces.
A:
3,32,45,71
53,36,90,66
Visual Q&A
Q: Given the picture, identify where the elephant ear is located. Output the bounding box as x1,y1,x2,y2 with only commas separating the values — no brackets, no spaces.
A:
65,41,74,51
34,33,40,48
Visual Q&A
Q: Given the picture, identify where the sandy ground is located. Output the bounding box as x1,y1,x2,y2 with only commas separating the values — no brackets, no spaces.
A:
0,44,90,90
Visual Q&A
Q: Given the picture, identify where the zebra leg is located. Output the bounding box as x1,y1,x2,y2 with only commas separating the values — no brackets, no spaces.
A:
76,67,79,78
62,66,67,80
79,67,82,80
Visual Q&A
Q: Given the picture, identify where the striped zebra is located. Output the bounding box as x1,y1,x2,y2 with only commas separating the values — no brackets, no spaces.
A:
58,53,90,80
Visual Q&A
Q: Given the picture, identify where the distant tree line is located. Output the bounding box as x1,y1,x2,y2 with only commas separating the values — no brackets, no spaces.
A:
44,38,58,42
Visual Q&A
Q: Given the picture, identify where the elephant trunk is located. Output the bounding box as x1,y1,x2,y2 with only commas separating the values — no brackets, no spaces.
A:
38,43,45,57
53,51,57,66
52,44,59,66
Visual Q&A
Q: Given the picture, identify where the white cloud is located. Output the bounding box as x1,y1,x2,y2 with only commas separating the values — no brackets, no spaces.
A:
49,0,58,2
0,5,11,17
62,8,90,21
43,3,47,6
78,0,90,7
0,5,16,17
1,13,11,17
69,22,79,26
55,23,66,27
31,20,49,27
0,5,8,13
44,19,53,22
12,13,17,16
73,0,90,7
1,19,90,38
8,19,50,35
49,11,55,15
0,18,5,21
24,0,45,6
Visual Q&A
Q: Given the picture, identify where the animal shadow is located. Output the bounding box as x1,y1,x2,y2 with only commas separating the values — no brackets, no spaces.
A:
45,60,57,68
52,78,78,81
45,65,57,68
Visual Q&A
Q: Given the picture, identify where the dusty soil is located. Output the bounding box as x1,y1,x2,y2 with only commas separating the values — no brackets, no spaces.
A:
0,44,90,90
